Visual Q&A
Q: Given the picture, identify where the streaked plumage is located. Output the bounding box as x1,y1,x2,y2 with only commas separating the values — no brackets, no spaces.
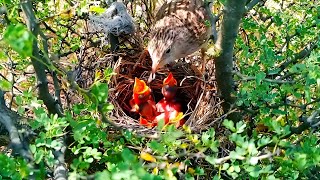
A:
148,0,211,81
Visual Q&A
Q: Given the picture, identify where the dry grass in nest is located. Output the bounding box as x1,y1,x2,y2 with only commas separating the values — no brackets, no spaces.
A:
75,45,223,134
106,50,223,133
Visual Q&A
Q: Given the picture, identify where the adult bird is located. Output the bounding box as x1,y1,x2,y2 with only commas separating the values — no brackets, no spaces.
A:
147,0,213,82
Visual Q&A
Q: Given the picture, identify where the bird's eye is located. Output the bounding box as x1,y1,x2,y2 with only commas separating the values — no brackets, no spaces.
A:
165,48,171,54
138,94,145,99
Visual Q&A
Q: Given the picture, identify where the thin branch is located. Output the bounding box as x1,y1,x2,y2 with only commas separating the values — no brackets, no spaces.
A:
271,38,319,76
280,108,320,139
267,98,320,110
234,71,295,84
277,23,317,54
21,0,63,117
214,148,279,164
66,71,121,129
0,73,23,93
245,0,263,12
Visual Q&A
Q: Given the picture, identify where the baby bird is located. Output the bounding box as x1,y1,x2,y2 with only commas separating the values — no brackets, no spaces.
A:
155,73,185,127
130,77,158,127
148,0,211,82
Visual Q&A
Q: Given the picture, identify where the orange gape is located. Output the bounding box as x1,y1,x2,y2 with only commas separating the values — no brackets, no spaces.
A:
130,78,158,127
155,73,185,127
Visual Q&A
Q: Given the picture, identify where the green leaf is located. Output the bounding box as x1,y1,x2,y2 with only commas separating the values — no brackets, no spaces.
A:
50,140,62,150
3,24,33,58
234,165,241,173
223,120,236,132
205,156,216,165
34,149,44,164
247,140,258,155
0,79,12,91
210,140,219,152
89,6,105,14
102,103,114,113
148,140,166,154
266,175,278,180
90,82,109,104
235,121,246,133
85,157,94,163
222,163,229,170
195,167,205,175
156,119,165,131
29,144,36,153
121,148,135,163
256,72,266,84
201,131,210,145
257,136,271,148
249,157,259,165
95,171,111,180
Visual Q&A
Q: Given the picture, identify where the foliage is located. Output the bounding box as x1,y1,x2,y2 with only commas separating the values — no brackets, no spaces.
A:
0,154,29,179
0,0,319,179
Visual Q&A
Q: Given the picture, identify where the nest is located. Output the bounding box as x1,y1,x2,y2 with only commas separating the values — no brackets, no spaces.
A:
75,41,223,134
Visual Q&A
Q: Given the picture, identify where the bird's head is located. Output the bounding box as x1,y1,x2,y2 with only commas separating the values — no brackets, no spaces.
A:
132,77,152,104
163,72,177,86
147,27,183,82
162,72,178,100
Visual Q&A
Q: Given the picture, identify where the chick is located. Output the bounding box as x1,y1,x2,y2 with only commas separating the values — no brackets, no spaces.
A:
155,73,185,127
130,77,158,127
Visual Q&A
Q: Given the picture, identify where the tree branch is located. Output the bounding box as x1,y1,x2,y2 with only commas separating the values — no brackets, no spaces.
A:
0,90,35,179
245,0,263,12
20,1,67,179
21,0,63,117
281,108,320,139
234,71,295,84
271,38,319,76
214,0,247,121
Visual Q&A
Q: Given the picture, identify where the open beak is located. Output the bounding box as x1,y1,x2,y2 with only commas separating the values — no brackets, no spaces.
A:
148,73,155,83
148,61,159,83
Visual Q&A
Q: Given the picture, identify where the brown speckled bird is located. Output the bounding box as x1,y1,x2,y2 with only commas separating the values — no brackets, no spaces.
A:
148,0,212,82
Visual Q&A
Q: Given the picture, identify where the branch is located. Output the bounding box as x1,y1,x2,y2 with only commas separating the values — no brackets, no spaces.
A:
20,1,67,179
280,108,320,139
271,38,319,76
66,71,121,129
234,71,295,84
245,0,263,12
204,0,219,42
21,0,63,117
214,0,247,121
213,149,278,165
0,91,35,179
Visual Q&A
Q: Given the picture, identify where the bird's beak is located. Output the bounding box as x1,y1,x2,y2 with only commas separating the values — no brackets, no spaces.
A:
148,72,155,83
151,61,159,74
148,61,160,83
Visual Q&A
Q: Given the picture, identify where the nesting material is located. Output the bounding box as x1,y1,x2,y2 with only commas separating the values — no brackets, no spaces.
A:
75,45,223,134
106,50,223,132
88,2,135,36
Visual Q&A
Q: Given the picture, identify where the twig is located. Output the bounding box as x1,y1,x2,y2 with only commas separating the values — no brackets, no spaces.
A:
271,38,318,76
245,0,263,12
234,71,295,84
214,148,279,165
0,72,23,93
